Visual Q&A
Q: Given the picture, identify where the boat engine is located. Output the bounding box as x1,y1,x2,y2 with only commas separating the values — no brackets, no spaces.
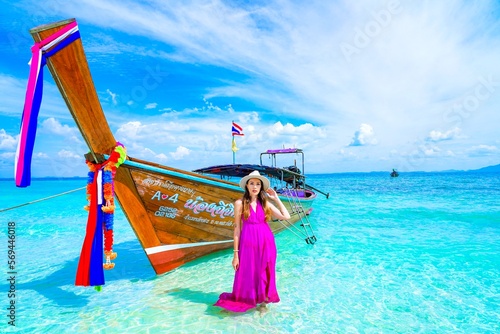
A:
283,166,303,186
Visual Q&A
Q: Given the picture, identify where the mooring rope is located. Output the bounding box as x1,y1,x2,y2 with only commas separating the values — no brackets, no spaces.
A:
0,186,86,213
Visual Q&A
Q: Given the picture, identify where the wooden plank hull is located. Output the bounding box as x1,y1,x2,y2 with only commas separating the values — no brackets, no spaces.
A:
29,19,316,275
123,158,313,273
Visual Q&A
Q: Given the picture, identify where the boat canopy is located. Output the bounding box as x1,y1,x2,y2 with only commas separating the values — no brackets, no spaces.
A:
265,148,303,154
193,163,303,181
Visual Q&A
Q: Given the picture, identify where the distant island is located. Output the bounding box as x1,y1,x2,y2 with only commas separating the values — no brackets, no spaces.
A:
417,163,500,173
469,164,500,173
367,163,500,174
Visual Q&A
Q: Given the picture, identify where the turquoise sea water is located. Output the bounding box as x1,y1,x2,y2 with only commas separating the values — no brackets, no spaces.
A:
0,172,499,333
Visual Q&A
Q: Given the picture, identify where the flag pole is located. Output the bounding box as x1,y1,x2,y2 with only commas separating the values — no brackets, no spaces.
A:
231,121,243,164
232,137,235,164
232,120,235,164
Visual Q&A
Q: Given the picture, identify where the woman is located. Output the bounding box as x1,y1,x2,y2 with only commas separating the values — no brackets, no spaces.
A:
214,170,291,312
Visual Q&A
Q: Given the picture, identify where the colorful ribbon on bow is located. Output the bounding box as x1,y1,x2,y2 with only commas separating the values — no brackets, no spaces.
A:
15,21,80,187
75,143,126,288
75,164,106,287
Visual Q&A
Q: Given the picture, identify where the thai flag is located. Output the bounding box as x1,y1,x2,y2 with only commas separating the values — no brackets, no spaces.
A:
232,122,244,136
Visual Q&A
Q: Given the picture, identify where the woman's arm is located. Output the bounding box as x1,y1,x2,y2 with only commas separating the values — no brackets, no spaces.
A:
232,199,243,271
266,188,291,220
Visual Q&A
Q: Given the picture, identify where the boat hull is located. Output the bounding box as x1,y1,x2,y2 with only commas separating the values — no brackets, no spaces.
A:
123,158,313,273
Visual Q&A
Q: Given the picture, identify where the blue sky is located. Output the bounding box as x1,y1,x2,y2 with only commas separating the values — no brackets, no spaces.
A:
1,0,500,178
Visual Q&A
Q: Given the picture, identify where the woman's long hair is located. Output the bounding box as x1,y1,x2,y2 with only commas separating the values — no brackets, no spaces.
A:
241,183,272,221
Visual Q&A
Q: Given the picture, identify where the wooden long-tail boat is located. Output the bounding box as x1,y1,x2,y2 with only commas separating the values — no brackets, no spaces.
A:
27,18,321,275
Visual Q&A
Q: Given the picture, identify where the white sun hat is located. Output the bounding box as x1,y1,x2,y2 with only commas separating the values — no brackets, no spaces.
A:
239,170,270,190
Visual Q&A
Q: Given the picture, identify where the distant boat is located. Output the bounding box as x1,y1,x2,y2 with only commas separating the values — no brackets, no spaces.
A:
390,169,399,177
22,18,326,276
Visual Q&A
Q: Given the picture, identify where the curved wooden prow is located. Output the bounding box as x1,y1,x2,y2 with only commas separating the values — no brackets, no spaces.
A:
30,19,162,260
30,18,114,160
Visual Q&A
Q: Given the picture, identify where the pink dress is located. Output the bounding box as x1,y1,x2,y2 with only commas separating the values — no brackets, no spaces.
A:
214,201,280,312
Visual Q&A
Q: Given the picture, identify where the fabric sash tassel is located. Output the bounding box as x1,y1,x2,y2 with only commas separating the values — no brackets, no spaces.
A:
15,21,80,187
75,168,105,286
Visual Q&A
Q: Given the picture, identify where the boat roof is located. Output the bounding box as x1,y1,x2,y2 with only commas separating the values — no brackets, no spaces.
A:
193,164,303,180
264,148,303,154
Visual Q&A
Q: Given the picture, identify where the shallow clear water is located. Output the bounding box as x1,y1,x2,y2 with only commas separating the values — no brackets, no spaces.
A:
0,172,499,333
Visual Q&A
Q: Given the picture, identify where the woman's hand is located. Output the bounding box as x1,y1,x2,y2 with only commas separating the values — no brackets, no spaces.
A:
266,187,291,220
266,187,279,201
232,254,239,271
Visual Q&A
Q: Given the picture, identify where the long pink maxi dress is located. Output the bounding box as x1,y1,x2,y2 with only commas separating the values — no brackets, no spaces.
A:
214,201,280,312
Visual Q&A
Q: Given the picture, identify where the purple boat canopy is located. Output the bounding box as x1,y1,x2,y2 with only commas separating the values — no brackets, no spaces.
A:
265,148,303,154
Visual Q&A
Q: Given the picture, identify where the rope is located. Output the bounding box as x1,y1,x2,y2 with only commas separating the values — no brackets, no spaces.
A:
276,218,306,240
0,186,86,213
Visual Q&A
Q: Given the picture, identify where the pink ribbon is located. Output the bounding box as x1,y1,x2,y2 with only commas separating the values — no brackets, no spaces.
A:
15,21,79,187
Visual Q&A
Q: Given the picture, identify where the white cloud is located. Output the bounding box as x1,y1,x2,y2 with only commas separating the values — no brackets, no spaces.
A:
115,120,191,146
35,152,49,159
58,149,82,159
427,127,462,142
271,122,315,135
339,148,357,159
170,146,190,160
115,121,146,140
41,118,81,143
349,123,377,146
467,145,498,157
155,152,168,162
145,103,157,110
106,89,118,105
422,145,441,157
0,129,17,150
